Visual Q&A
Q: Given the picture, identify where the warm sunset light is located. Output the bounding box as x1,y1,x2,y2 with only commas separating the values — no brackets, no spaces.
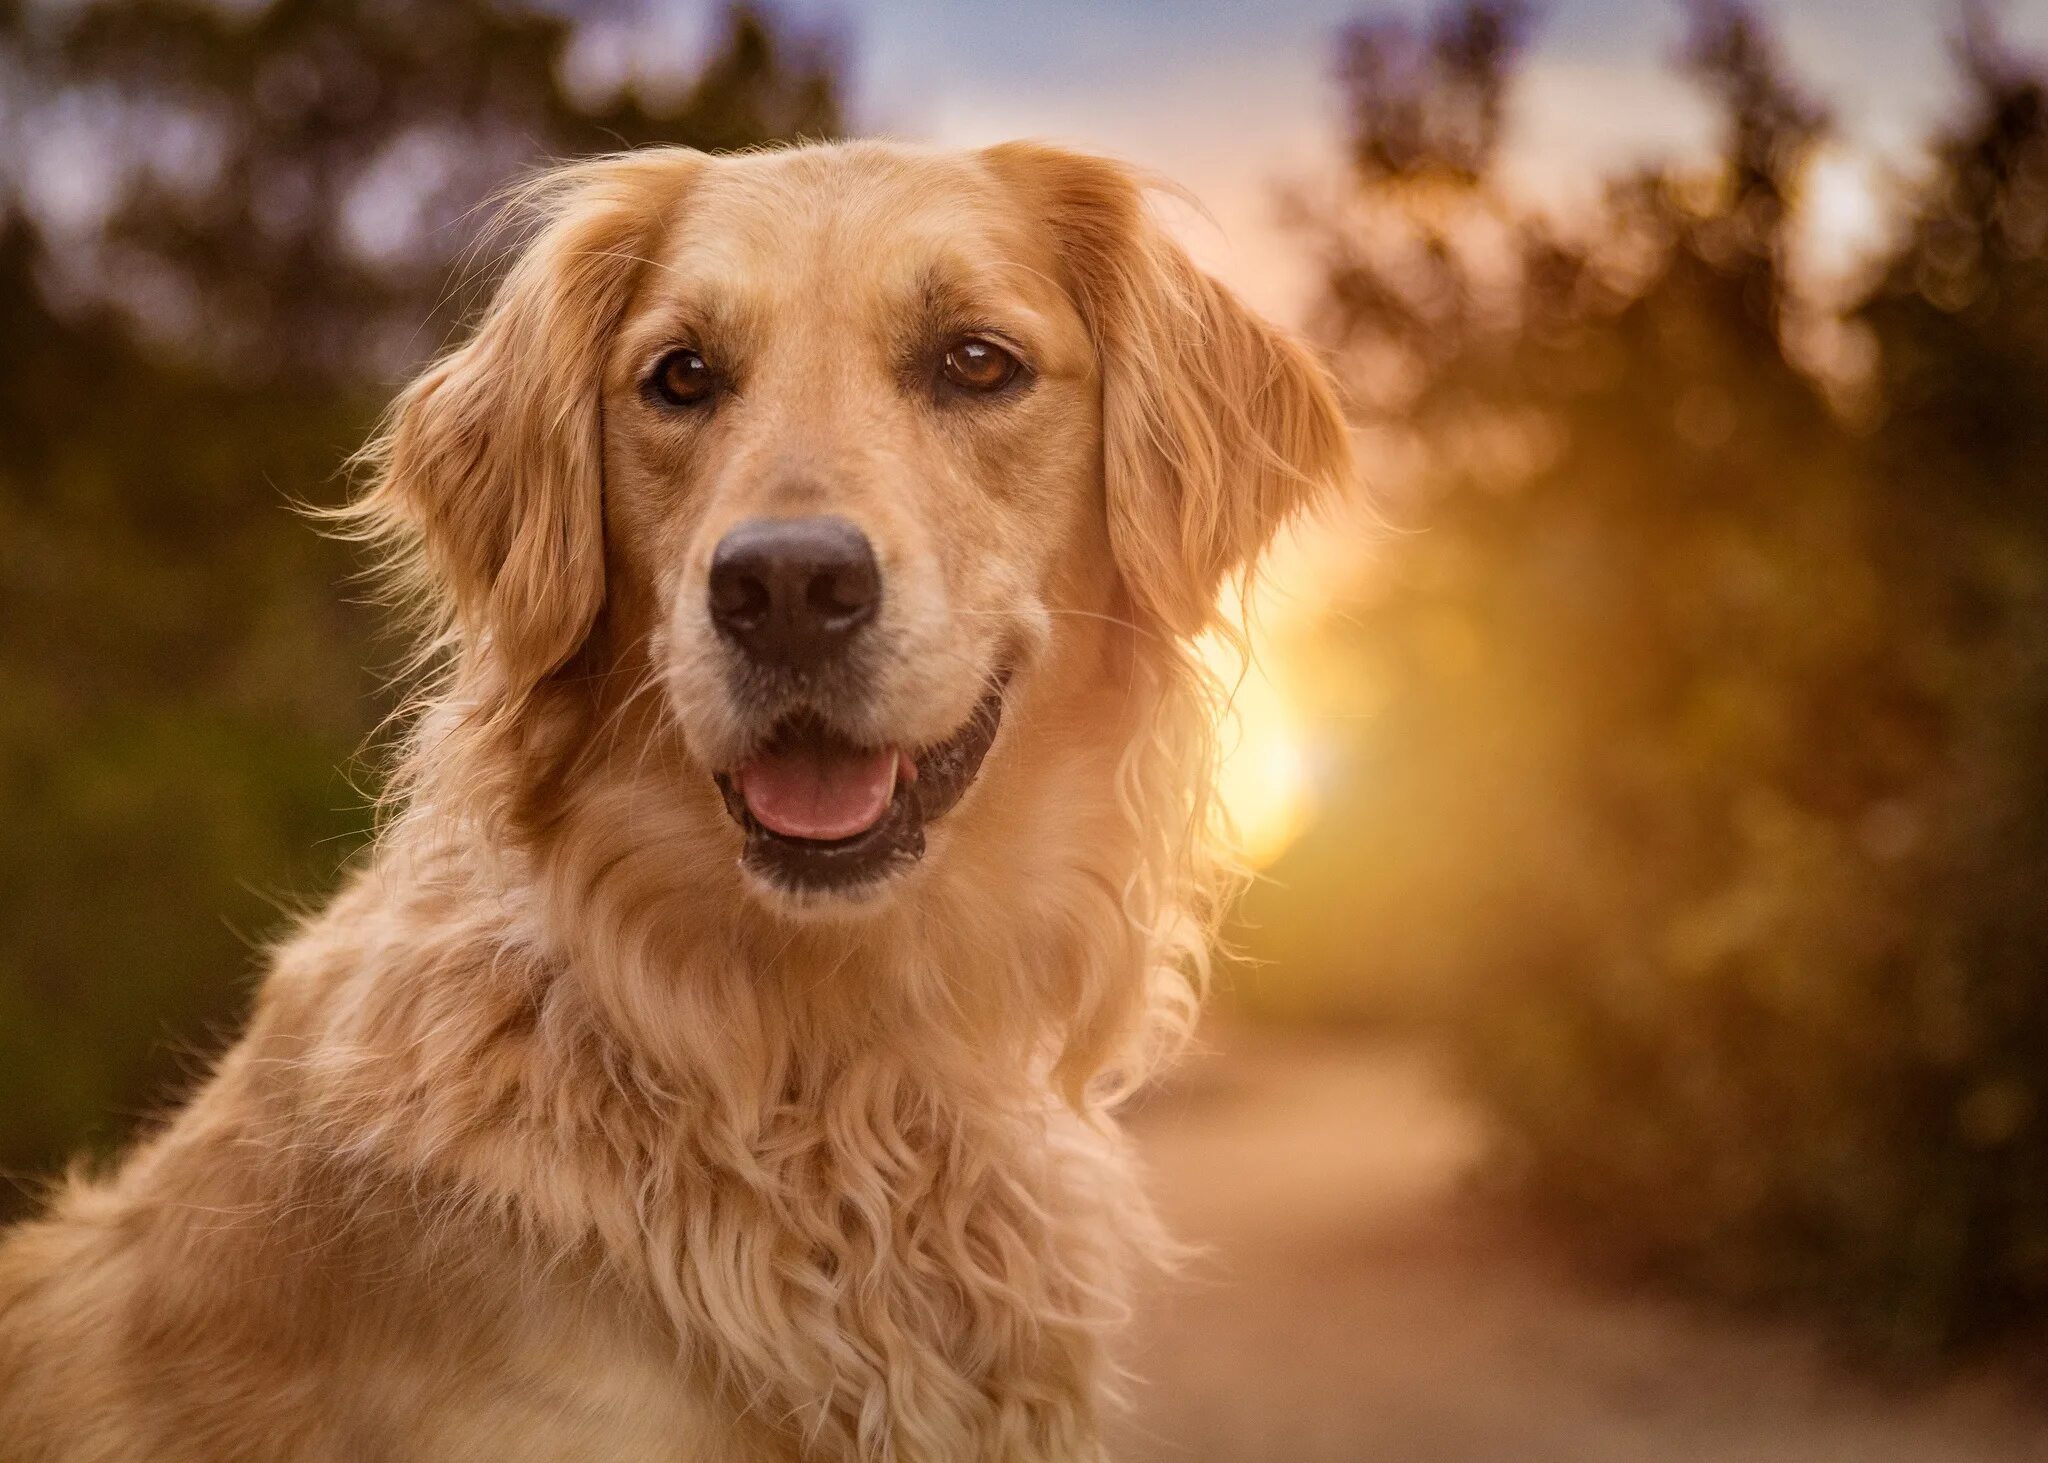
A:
1206,627,1316,869
1203,566,1330,870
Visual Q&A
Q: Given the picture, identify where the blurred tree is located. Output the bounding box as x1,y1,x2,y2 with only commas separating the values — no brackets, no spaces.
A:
7,0,838,380
1843,11,2048,1348
1247,0,2048,1356
1335,0,1528,191
0,0,841,1217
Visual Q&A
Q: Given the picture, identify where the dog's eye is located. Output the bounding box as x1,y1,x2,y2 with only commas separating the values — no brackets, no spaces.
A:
649,349,718,407
940,337,1021,395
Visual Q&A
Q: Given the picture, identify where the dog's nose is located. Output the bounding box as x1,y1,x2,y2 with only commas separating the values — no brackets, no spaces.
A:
708,516,880,667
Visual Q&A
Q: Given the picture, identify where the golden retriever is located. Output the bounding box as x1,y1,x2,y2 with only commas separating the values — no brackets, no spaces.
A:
0,140,1350,1462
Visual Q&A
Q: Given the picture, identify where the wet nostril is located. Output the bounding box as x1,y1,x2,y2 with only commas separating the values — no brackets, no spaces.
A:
710,567,772,630
808,560,878,624
707,515,880,667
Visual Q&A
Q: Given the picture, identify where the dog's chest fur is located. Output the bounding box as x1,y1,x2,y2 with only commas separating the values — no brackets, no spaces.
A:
87,853,1147,1462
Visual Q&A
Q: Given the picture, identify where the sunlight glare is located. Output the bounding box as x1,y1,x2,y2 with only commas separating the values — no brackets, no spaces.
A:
1201,581,1318,870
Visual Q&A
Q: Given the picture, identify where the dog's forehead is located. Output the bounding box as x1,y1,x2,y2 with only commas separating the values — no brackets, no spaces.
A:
640,145,1069,329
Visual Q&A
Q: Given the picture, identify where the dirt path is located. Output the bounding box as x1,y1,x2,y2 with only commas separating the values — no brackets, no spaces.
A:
1111,1027,2048,1463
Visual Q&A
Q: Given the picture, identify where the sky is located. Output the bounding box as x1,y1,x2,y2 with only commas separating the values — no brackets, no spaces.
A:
752,0,2048,319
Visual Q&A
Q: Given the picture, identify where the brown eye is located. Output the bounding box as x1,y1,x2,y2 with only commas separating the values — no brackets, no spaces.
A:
650,348,717,407
941,337,1021,394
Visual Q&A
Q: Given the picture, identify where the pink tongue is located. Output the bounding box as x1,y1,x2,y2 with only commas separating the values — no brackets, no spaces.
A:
737,742,898,841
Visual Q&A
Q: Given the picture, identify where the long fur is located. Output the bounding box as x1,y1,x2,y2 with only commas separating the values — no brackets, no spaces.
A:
0,141,1352,1462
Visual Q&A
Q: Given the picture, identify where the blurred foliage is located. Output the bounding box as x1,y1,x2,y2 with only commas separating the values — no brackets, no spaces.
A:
0,0,840,1216
1242,0,2048,1357
9,0,2048,1377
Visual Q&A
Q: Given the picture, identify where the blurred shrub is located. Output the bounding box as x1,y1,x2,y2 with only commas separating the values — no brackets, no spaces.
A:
1242,2,2048,1356
0,0,841,1217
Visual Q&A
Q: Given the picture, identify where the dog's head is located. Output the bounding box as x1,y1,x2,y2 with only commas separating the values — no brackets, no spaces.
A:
362,142,1349,922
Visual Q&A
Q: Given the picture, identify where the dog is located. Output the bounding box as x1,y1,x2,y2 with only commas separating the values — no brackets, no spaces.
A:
0,140,1350,1461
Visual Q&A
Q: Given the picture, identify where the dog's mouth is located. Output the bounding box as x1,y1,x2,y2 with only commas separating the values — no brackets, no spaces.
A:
712,678,1007,895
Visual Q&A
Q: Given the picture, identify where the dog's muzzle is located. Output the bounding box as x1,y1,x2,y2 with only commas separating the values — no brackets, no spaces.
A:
712,678,1006,894
700,512,1008,893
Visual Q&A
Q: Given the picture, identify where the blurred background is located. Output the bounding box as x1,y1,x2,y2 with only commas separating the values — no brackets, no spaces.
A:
5,0,2048,1457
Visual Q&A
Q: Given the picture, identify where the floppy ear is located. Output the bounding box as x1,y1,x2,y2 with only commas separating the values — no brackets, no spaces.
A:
361,154,687,693
984,143,1353,639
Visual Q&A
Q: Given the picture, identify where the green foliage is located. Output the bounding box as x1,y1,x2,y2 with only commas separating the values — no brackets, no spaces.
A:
0,0,841,1217
1243,3,2048,1355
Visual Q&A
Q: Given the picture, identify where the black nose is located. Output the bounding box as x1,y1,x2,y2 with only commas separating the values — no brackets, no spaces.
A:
707,515,880,667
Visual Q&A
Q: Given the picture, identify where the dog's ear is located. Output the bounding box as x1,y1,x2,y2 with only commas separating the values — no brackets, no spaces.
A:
983,143,1353,639
360,154,690,693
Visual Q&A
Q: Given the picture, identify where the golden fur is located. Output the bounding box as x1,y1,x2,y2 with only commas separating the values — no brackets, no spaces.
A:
0,141,1351,1461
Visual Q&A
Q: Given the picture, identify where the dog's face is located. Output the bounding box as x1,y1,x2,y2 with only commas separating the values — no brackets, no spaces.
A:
372,142,1349,917
605,148,1101,904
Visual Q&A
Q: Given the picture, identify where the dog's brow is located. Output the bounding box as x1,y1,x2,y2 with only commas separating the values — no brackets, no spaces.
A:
917,266,1000,322
912,265,1045,349
620,289,753,367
